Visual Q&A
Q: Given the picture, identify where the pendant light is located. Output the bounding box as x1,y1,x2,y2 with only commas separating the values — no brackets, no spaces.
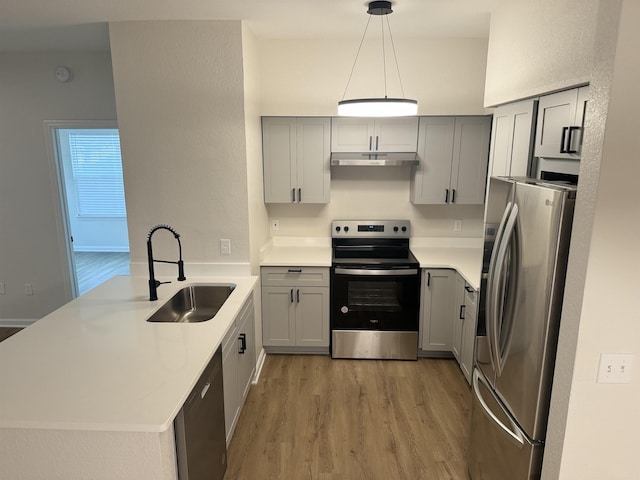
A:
338,1,417,117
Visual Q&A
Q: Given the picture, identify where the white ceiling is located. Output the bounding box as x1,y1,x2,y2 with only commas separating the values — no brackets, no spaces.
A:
0,0,503,52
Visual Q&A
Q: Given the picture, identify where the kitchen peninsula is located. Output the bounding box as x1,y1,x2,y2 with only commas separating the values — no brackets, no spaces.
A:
0,274,258,480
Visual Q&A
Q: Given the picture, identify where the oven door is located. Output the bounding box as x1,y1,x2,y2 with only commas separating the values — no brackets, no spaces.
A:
331,267,420,331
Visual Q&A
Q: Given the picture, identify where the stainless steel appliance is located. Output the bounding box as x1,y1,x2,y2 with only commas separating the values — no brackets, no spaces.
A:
330,220,421,360
469,177,576,479
174,346,227,480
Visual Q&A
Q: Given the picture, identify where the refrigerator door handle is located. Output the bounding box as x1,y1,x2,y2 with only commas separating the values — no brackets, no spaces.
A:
497,213,521,370
487,201,514,374
473,369,525,448
490,203,519,375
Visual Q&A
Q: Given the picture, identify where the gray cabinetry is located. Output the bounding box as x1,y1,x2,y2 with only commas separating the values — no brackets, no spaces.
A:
419,269,455,353
411,116,491,205
262,117,330,203
451,273,466,362
460,284,477,384
331,117,419,153
488,99,538,179
261,266,329,353
534,86,589,159
222,294,256,444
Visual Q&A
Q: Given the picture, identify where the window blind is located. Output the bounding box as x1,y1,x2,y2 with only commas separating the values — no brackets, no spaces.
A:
68,131,126,217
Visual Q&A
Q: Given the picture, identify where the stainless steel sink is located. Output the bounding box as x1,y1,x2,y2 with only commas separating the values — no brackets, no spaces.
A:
147,285,235,323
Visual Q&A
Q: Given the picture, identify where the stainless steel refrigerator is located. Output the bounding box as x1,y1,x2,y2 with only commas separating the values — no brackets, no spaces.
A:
468,177,576,479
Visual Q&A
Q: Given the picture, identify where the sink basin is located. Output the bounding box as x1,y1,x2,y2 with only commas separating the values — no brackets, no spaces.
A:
147,285,235,323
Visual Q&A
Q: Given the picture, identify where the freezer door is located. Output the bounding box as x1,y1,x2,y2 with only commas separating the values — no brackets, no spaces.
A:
468,369,542,480
478,177,515,386
494,181,575,440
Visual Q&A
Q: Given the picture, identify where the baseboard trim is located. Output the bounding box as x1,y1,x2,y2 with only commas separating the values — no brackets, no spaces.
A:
0,319,38,328
252,348,267,384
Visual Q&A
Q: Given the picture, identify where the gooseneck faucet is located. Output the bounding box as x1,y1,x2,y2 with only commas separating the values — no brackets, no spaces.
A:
147,224,186,301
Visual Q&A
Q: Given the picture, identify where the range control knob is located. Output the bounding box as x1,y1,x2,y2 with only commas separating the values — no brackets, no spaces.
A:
401,226,407,232
335,226,341,232
344,226,350,232
393,226,399,232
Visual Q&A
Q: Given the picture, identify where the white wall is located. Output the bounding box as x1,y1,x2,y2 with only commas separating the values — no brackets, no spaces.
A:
108,21,251,273
555,1,639,477
485,1,638,478
0,52,117,320
257,37,489,238
484,0,600,107
241,24,269,361
259,37,489,116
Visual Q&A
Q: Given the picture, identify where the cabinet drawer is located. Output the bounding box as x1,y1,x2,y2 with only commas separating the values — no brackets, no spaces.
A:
261,266,329,287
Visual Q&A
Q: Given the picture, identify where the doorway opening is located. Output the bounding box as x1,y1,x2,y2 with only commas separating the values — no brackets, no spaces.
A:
47,122,130,297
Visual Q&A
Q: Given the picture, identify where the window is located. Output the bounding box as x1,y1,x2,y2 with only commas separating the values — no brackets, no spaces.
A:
66,129,126,217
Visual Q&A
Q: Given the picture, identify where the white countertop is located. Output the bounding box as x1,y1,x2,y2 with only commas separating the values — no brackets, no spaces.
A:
261,237,332,267
259,236,483,288
411,247,483,290
0,274,258,433
411,237,482,289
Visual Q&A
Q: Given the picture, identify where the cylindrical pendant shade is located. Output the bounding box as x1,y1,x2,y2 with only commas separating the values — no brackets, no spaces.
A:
338,98,418,117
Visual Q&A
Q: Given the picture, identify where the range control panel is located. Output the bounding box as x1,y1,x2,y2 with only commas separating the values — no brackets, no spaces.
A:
331,220,411,238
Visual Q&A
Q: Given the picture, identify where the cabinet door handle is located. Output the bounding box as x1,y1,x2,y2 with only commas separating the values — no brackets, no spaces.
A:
445,189,450,203
292,188,296,203
375,135,379,151
296,289,300,303
290,288,294,303
459,304,466,320
298,188,302,202
560,126,569,153
369,136,373,151
427,272,431,287
451,189,456,204
238,333,247,354
567,126,580,154
288,268,302,273
465,285,475,293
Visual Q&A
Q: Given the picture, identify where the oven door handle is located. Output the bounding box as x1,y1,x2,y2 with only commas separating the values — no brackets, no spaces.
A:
333,268,419,276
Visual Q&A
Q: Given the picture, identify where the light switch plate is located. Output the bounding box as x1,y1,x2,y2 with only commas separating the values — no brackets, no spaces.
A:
597,353,633,383
271,219,280,231
454,219,463,232
220,239,231,255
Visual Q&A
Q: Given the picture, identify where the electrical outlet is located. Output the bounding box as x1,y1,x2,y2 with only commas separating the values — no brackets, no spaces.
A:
271,219,280,231
0,282,5,294
454,219,463,232
25,283,33,295
597,353,634,383
220,239,231,255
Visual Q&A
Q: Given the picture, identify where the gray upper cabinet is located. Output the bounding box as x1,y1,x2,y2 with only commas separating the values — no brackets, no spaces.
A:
488,99,538,179
331,117,419,153
534,86,589,159
411,116,491,205
262,117,330,203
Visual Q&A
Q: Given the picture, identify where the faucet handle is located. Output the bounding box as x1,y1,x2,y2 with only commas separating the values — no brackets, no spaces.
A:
155,280,171,288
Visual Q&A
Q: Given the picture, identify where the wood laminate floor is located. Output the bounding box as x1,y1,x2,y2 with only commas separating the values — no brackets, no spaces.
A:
226,355,472,480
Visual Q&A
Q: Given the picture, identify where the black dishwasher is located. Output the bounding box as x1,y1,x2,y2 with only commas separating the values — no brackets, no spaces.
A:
174,345,226,480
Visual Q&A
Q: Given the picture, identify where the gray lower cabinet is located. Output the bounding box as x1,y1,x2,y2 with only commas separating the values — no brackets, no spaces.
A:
419,269,455,353
451,273,466,362
222,294,255,444
460,284,477,384
261,266,329,353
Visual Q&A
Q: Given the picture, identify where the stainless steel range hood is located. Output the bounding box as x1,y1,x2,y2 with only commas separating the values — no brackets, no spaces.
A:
330,152,419,166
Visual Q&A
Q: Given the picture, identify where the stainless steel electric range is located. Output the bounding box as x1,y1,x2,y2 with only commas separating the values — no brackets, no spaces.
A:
330,220,421,360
